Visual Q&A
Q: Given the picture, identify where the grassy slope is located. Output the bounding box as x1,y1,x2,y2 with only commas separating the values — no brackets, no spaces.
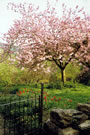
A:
0,83,90,121
15,83,90,120
41,84,90,121
0,83,90,108
44,84,90,108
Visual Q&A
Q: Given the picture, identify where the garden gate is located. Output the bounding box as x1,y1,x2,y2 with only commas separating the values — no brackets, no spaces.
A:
0,84,44,135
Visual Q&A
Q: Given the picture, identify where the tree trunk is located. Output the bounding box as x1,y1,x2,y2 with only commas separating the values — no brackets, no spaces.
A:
61,68,65,85
64,69,66,82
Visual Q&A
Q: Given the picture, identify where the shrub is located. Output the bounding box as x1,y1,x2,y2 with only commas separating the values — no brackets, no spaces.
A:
46,81,62,89
0,80,8,86
76,68,90,85
54,80,62,89
10,88,19,94
46,82,54,89
64,81,76,88
0,85,20,94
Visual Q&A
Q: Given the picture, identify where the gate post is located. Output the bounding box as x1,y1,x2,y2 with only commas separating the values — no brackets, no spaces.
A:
39,83,44,128
41,83,43,126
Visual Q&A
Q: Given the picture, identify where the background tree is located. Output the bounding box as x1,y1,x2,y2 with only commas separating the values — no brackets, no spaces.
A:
76,35,90,68
2,1,90,84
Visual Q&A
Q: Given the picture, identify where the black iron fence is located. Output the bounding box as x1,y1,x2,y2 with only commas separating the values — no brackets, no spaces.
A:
0,84,44,135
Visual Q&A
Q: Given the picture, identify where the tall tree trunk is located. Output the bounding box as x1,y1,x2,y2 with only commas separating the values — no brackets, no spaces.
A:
64,69,66,82
61,68,65,85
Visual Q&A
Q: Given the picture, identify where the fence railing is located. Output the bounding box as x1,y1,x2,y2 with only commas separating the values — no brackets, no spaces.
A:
0,84,44,135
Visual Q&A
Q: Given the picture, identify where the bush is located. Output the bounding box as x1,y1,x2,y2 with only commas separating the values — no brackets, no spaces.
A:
0,80,8,86
76,68,90,85
0,86,11,94
64,81,76,88
46,82,54,89
29,83,40,88
0,85,20,94
10,88,19,94
46,81,62,89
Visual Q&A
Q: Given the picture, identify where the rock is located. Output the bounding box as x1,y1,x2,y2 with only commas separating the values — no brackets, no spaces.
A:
72,113,88,129
50,109,72,127
50,109,88,128
77,103,90,119
61,127,79,135
44,120,79,135
79,120,90,135
44,119,63,135
77,103,90,113
79,120,90,130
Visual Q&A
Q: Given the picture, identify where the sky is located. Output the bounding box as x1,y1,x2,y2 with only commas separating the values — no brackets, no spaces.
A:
0,0,90,42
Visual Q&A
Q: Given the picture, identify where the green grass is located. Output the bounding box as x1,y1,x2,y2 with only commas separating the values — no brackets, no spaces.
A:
0,83,90,109
0,83,90,122
44,85,89,110
41,83,90,121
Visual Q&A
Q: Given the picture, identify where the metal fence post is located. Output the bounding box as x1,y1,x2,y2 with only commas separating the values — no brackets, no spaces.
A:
40,83,44,127
4,98,6,135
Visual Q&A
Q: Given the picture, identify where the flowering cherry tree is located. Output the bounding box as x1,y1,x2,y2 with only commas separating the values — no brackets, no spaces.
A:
2,1,90,84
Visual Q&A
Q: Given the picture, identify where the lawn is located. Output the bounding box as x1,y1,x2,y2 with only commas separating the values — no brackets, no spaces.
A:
0,83,90,108
40,83,90,121
0,83,90,122
43,84,90,109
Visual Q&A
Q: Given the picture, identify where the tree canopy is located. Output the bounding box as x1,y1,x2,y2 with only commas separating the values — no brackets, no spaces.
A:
1,1,90,83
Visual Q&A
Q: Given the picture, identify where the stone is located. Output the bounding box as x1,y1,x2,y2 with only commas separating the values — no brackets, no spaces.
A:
61,127,79,135
72,113,88,129
50,109,88,128
44,105,90,135
77,103,90,113
77,103,90,119
79,120,90,130
44,120,79,135
50,109,72,127
44,119,63,135
79,120,90,135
